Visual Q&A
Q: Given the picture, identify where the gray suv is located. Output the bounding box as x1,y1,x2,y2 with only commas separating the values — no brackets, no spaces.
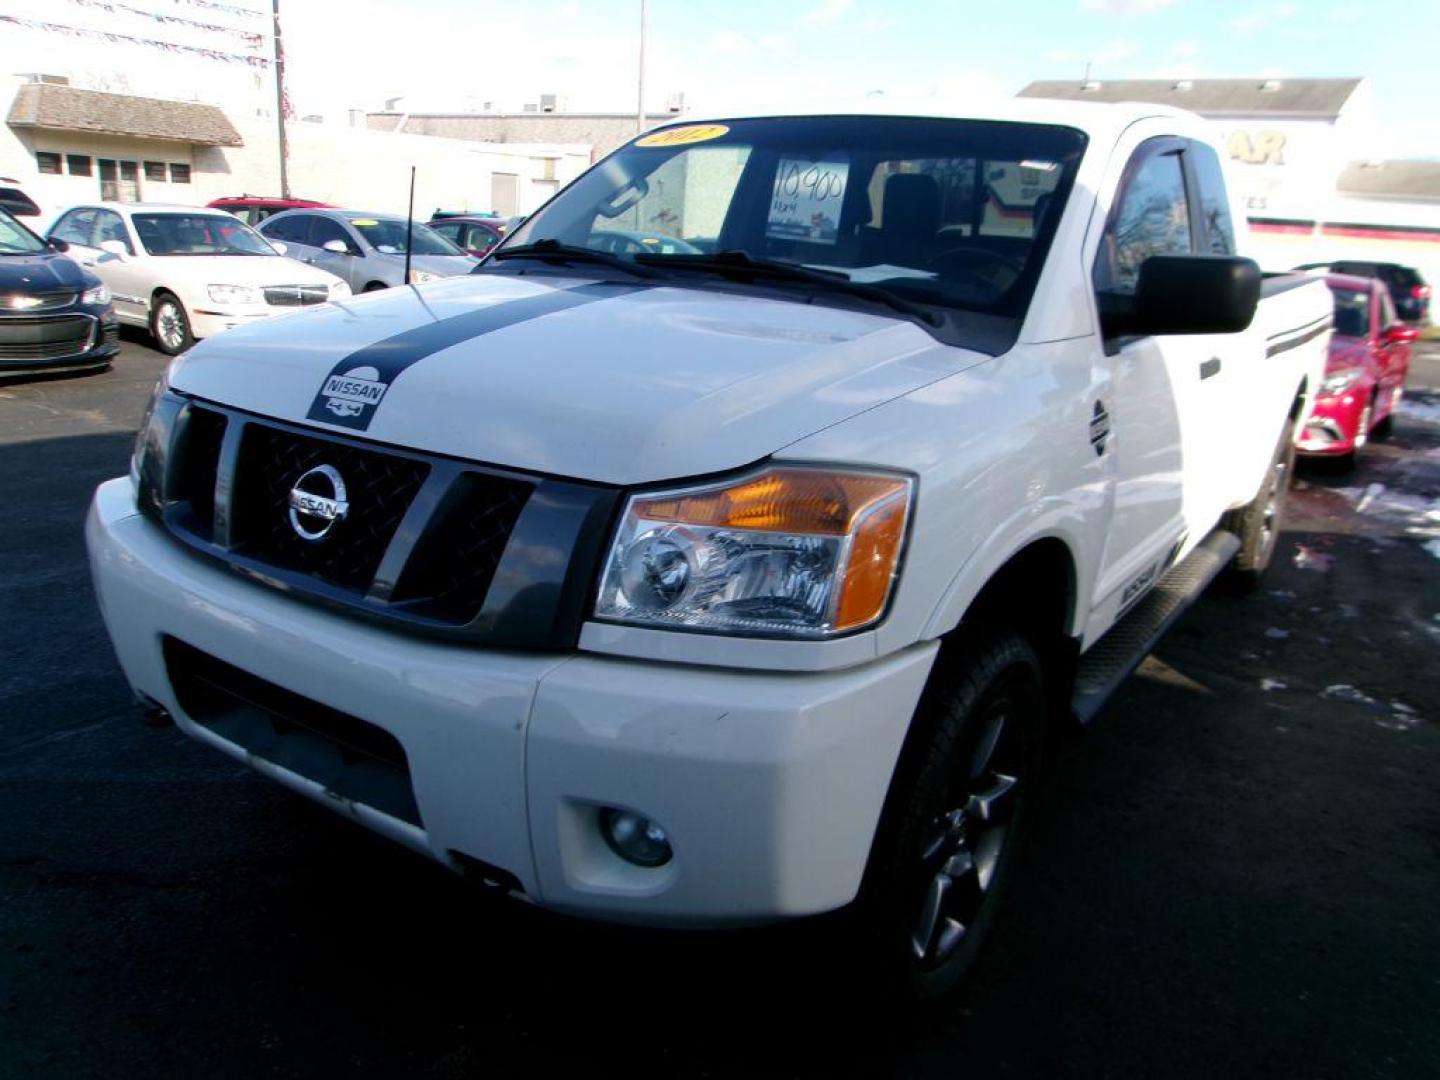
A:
257,208,477,292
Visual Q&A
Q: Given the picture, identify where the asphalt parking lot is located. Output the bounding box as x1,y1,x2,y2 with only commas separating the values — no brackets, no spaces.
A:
2,332,1438,1079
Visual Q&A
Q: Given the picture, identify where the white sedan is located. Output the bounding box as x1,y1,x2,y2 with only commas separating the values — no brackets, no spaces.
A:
47,202,350,355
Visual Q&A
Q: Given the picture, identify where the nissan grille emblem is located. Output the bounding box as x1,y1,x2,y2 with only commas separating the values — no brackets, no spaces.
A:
287,464,349,542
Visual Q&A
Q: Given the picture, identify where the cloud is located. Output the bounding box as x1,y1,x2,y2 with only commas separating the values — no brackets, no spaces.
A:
1095,38,1139,64
799,0,855,29
1230,3,1301,33
1080,0,1177,12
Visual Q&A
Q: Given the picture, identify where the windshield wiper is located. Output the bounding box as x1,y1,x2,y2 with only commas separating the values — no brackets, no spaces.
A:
489,238,655,278
632,249,942,327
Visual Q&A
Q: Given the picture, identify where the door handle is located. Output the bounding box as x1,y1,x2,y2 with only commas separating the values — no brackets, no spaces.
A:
1199,357,1221,380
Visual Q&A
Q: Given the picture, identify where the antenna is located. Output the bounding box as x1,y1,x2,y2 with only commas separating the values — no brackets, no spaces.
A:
404,165,415,287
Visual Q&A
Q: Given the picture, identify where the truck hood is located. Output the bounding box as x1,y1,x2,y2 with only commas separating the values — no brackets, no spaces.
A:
170,272,980,485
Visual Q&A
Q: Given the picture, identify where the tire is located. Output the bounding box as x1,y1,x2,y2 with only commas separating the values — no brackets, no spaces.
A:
149,292,194,356
1222,416,1296,590
1371,387,1399,441
362,281,388,293
854,629,1047,1001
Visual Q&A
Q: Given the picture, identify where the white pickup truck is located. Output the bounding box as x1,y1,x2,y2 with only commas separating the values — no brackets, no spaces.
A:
87,99,1330,998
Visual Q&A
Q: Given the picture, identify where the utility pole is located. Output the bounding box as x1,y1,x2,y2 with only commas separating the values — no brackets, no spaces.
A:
272,0,291,198
636,0,647,134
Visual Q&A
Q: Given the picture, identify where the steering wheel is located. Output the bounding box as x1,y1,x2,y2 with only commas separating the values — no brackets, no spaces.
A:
930,245,1026,288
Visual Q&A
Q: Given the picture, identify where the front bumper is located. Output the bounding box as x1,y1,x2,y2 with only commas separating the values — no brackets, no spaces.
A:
87,477,936,924
0,311,119,376
188,307,276,338
1297,393,1364,455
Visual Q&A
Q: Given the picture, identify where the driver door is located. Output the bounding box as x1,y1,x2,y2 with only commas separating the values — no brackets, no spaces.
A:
91,209,148,324
307,216,364,291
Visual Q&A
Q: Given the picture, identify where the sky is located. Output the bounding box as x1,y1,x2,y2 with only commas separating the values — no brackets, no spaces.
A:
280,0,1440,157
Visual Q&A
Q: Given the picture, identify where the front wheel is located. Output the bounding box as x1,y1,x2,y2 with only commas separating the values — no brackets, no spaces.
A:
149,292,194,356
1222,416,1296,590
855,629,1047,1000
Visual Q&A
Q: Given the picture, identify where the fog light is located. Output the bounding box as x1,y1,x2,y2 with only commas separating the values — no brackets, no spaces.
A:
599,807,673,867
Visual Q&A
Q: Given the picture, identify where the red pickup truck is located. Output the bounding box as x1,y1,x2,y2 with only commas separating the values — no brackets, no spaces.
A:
1298,272,1418,463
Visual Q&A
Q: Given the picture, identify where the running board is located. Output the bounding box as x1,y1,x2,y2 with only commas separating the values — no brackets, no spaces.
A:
1071,529,1242,724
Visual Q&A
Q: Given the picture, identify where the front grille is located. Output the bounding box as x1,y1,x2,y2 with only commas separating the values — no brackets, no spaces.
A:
144,397,614,646
164,637,423,827
264,284,329,307
1,290,77,313
0,314,93,360
391,473,532,621
171,406,229,540
232,424,430,593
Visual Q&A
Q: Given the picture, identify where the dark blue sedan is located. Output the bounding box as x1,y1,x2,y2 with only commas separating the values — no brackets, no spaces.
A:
0,207,119,377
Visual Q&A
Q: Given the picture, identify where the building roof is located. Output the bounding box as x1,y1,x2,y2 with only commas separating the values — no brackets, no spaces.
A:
7,83,243,147
1338,160,1440,201
1018,78,1363,119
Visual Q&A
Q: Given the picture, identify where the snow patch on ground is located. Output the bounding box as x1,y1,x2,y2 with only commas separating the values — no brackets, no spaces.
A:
1397,397,1440,426
1293,545,1333,572
1261,678,1287,692
1265,627,1290,640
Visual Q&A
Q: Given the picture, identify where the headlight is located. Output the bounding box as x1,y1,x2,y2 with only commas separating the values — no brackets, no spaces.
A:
595,466,913,638
329,279,352,298
81,282,110,306
1320,369,1363,396
409,269,442,285
129,363,172,489
207,284,261,305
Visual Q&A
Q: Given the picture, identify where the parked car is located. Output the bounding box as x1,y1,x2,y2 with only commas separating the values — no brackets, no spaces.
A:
1296,259,1431,325
89,101,1330,1001
48,202,350,355
208,195,333,227
1297,272,1418,462
0,206,118,376
426,214,505,257
257,209,478,291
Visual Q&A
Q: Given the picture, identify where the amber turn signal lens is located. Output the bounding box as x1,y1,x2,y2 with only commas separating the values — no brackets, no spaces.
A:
632,467,911,632
633,468,907,536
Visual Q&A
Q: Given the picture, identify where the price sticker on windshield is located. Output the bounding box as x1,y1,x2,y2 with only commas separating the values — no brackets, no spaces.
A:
634,124,730,148
767,155,848,245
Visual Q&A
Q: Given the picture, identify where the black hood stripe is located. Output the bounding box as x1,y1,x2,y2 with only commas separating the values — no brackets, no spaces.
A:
306,281,645,430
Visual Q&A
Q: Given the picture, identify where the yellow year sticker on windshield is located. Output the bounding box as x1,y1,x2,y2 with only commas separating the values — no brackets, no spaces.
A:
634,124,729,148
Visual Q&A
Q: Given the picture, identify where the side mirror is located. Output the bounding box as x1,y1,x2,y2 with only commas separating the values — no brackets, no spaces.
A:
98,239,129,260
322,239,352,255
1101,255,1261,338
1383,324,1420,345
46,236,69,253
269,240,289,256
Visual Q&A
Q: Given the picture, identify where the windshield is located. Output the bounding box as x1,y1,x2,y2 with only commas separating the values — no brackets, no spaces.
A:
0,208,47,255
132,213,277,257
1329,285,1371,337
495,116,1087,322
349,218,464,256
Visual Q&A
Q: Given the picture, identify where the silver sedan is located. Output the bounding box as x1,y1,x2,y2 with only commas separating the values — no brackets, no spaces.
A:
257,209,477,292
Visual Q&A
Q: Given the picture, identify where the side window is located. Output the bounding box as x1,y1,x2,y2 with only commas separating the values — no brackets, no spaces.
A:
468,224,501,251
52,208,98,247
93,210,134,254
266,214,311,245
309,216,354,251
429,221,460,243
1188,143,1236,255
1096,148,1193,295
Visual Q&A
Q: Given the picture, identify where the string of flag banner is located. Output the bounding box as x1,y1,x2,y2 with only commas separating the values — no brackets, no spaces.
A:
0,15,272,67
67,0,268,46
171,0,265,18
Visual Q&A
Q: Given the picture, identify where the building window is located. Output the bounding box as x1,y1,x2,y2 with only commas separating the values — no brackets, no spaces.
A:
169,163,191,184
36,151,61,174
66,154,92,177
144,161,167,182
